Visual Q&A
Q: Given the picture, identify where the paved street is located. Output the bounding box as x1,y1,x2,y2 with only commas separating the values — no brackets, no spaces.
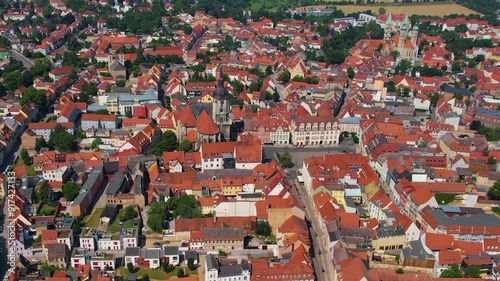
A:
288,175,332,281
9,49,34,68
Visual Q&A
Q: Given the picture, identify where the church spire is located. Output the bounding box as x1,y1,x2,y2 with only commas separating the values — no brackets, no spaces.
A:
214,66,229,100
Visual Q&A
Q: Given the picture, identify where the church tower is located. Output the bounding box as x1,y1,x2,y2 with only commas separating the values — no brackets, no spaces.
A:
212,67,231,141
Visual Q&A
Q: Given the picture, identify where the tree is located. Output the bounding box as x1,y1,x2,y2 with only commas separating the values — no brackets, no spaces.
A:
390,50,400,58
261,64,271,75
487,157,497,165
378,7,386,14
395,268,404,274
69,69,78,80
142,275,149,281
162,262,175,273
278,70,291,83
148,131,178,156
187,258,196,270
20,149,32,166
125,108,133,118
91,138,102,150
116,80,126,87
455,23,469,33
488,180,500,200
49,124,77,153
452,62,462,73
277,152,292,168
256,220,272,236
147,202,168,233
20,87,47,108
347,67,355,79
35,138,49,152
465,265,480,278
121,205,138,221
177,269,185,278
178,140,193,152
127,262,134,273
167,195,202,219
62,182,80,201
34,181,58,205
387,81,397,92
440,264,463,278
183,25,193,35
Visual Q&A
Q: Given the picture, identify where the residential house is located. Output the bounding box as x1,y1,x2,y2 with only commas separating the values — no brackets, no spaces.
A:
433,250,462,277
90,252,116,270
190,227,244,251
79,228,99,253
289,115,341,146
28,122,74,141
81,114,117,131
70,248,91,269
205,254,251,281
46,244,70,268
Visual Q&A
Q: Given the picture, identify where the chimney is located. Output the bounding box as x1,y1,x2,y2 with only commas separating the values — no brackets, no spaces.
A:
213,211,216,223
292,242,295,252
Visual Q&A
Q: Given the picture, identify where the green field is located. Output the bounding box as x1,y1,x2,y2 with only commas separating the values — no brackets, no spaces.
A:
435,193,461,205
84,208,104,227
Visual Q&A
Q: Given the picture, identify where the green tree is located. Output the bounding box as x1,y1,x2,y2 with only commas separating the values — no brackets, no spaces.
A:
35,138,49,151
278,70,291,83
125,108,133,118
455,24,469,33
452,62,462,73
187,258,196,270
116,80,126,87
121,205,138,221
396,268,404,274
20,87,47,108
167,195,202,219
147,202,168,233
162,262,175,273
20,149,33,166
49,124,77,153
465,265,480,278
277,152,292,168
177,269,185,278
91,138,102,150
378,7,386,14
142,275,150,281
390,50,400,58
35,181,58,205
62,182,80,201
178,140,193,152
487,157,497,165
440,264,463,278
347,67,355,79
256,220,272,236
127,262,134,273
183,25,193,35
488,180,500,200
265,65,273,75
148,131,178,156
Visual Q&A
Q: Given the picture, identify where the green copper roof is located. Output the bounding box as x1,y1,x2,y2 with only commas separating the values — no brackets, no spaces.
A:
403,14,409,26
386,13,393,25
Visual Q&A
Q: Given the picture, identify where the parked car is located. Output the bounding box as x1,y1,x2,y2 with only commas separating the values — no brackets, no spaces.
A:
153,242,161,247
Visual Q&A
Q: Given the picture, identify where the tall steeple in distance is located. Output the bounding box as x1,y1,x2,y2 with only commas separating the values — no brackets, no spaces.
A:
212,66,231,141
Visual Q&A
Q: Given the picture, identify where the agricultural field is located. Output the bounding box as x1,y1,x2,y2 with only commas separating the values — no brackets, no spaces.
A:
301,3,481,16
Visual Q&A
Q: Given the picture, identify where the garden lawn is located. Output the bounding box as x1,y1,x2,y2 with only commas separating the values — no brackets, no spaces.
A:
106,209,135,233
84,208,104,227
435,193,460,205
26,165,36,176
120,266,197,280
